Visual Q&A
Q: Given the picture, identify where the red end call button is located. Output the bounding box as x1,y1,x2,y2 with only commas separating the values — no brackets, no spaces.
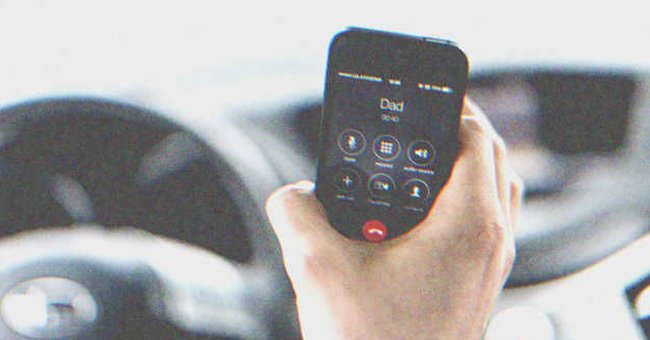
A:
363,220,388,242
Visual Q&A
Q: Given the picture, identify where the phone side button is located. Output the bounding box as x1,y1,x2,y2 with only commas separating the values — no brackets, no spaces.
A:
362,220,388,242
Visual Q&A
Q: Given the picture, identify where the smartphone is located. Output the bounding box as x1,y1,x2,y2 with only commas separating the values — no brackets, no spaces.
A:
315,28,469,242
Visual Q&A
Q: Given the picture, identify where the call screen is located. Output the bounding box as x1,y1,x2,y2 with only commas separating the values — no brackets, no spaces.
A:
316,29,468,240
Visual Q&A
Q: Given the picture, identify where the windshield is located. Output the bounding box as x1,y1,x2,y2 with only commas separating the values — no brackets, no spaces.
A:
1,1,647,113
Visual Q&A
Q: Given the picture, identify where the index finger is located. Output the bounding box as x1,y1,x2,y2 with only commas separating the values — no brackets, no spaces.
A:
415,101,503,238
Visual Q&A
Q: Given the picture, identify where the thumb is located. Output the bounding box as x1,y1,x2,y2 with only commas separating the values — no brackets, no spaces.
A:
265,181,346,260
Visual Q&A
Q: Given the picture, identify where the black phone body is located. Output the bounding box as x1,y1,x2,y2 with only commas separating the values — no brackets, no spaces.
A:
315,28,469,241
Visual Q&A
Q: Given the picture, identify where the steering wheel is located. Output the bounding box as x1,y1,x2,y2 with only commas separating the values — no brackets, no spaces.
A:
0,98,300,339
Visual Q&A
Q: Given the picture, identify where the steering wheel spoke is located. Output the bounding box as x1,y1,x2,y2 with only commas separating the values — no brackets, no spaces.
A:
0,98,297,339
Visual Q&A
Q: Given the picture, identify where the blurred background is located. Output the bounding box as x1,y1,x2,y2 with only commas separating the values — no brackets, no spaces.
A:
1,1,650,339
1,0,648,112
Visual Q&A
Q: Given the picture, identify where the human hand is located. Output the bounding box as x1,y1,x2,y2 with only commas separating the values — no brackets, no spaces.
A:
266,99,524,340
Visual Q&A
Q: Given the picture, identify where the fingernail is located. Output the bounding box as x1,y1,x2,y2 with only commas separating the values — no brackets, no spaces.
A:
293,180,315,192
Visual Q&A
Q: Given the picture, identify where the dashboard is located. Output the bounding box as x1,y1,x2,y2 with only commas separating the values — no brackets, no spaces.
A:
1,68,650,340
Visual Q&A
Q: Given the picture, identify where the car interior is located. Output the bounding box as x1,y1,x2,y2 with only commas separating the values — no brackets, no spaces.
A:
1,1,649,339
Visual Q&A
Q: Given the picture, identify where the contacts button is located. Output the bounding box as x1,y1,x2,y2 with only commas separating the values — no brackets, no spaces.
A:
402,179,430,201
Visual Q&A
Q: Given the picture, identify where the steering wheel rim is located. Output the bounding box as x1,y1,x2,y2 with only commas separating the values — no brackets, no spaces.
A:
0,97,298,339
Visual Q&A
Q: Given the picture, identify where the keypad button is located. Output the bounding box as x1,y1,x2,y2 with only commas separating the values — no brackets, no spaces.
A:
368,173,396,199
338,129,366,155
408,140,436,166
373,135,401,161
402,179,430,201
334,168,361,192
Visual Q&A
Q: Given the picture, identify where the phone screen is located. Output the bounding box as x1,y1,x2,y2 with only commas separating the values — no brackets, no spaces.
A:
316,29,468,241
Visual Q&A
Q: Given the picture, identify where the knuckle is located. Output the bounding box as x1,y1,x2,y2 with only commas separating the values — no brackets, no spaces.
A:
265,189,281,207
511,173,525,198
300,248,346,279
493,137,508,159
267,184,304,210
301,251,329,273
503,240,516,270
514,174,525,191
470,219,511,258
462,116,490,136
461,117,495,151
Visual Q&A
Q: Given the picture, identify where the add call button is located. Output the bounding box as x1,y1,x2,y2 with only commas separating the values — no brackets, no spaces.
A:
334,168,361,192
